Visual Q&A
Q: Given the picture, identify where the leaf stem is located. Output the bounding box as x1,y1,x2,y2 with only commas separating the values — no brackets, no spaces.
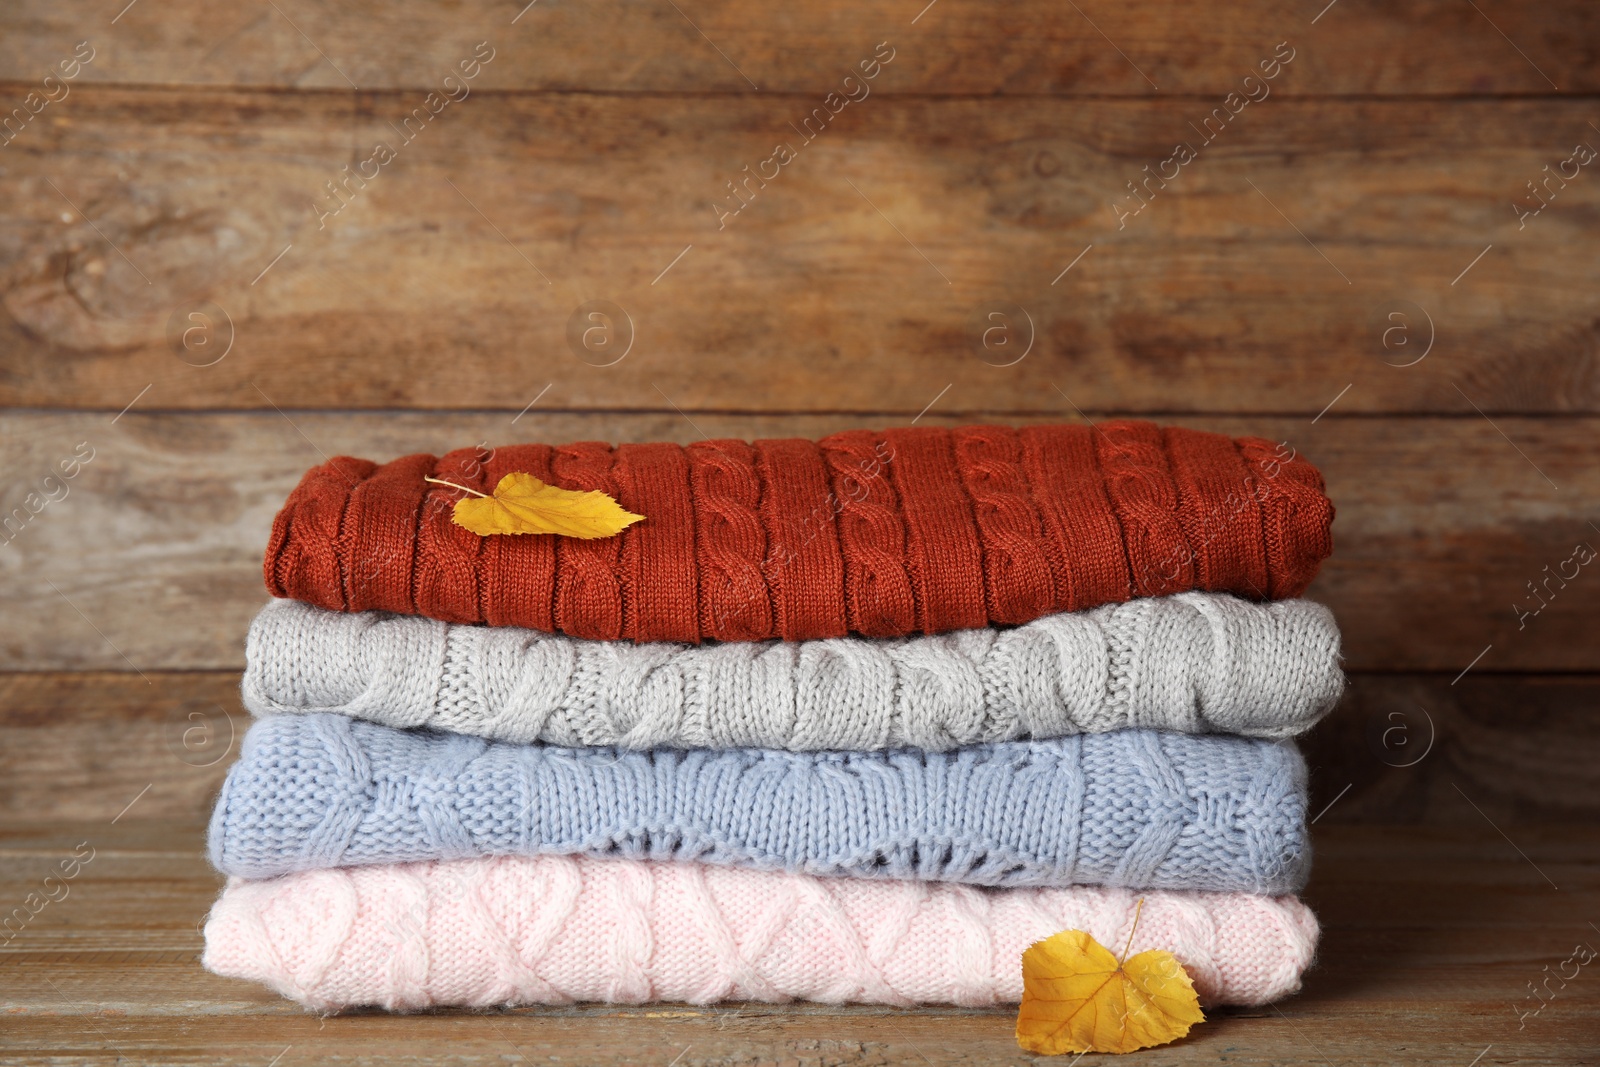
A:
424,476,489,498
1119,897,1145,965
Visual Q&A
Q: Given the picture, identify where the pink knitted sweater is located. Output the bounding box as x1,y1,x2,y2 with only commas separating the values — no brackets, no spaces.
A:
203,856,1317,1011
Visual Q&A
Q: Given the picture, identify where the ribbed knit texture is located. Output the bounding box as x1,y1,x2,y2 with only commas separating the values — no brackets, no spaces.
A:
244,594,1344,748
263,423,1334,642
202,855,1318,1011
207,715,1310,893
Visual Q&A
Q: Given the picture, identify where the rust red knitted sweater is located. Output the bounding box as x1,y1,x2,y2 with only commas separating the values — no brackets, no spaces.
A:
264,422,1333,642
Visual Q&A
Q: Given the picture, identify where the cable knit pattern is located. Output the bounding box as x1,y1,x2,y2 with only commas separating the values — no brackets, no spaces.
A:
551,443,627,641
207,715,1310,891
1095,421,1194,600
1161,427,1270,596
477,444,559,630
818,431,917,637
244,594,1344,748
687,440,773,642
413,450,490,625
952,426,1056,626
263,422,1334,641
202,855,1318,1011
1234,436,1337,601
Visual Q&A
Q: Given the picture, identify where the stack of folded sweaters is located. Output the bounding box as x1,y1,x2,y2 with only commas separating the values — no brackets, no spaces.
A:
203,421,1340,1013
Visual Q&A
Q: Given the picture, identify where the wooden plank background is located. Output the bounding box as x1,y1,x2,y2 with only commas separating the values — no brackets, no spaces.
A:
3,0,1598,1063
3,92,1598,413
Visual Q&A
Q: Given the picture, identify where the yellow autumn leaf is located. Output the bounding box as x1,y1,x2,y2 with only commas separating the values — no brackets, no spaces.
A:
1016,901,1204,1055
425,473,644,539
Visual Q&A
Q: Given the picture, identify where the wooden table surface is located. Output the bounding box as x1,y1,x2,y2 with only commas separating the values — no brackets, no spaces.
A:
3,1,1598,1063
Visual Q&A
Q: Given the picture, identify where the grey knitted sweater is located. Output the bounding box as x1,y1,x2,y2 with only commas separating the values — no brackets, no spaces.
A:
244,593,1343,750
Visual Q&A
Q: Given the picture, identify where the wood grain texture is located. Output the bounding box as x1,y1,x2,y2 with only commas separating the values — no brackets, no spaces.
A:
2,3,1594,1063
3,90,1598,413
1,411,1593,672
6,669,1599,828
1304,673,1600,826
0,672,237,825
2,819,1596,1065
1,0,1594,95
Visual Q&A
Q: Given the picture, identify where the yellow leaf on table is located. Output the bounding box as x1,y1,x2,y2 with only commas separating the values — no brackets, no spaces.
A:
1015,901,1204,1055
426,473,644,539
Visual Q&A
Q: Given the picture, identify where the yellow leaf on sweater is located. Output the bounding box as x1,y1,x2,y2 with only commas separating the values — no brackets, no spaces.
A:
1015,900,1204,1055
426,473,644,539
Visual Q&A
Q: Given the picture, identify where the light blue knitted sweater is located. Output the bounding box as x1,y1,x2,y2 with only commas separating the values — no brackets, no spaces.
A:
207,714,1309,893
